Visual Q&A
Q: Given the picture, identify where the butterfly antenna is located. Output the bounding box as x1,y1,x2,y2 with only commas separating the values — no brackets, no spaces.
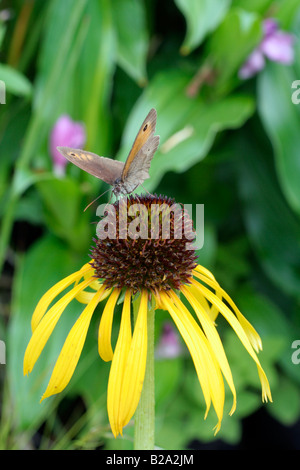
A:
84,188,111,212
108,192,114,204
141,184,152,195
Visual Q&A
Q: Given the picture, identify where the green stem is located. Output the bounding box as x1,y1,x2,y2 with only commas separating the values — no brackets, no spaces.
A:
133,295,155,450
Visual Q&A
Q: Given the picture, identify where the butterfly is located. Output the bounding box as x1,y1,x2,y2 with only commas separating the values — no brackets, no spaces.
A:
57,108,159,197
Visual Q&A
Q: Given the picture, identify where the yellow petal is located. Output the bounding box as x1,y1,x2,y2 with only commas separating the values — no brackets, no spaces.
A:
31,263,93,331
166,290,225,432
160,291,211,414
41,285,106,400
193,270,262,351
119,289,148,429
194,264,216,282
191,279,272,402
161,291,226,429
74,267,102,294
75,290,99,304
186,283,211,313
180,285,236,415
107,290,132,437
193,268,222,321
76,285,111,305
24,277,93,375
98,288,121,362
193,266,221,320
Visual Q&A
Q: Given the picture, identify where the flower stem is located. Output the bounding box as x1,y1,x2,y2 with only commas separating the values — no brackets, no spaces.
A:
133,294,155,450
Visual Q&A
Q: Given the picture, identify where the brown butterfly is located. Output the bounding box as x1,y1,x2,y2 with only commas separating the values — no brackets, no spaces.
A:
57,108,159,197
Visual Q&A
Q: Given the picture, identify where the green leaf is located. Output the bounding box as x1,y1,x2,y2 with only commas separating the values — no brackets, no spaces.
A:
237,137,300,298
207,8,262,93
274,0,300,28
12,168,53,198
117,70,255,191
268,376,300,425
235,286,292,341
174,0,231,55
258,62,300,215
155,358,183,405
0,21,6,49
0,0,89,273
112,0,148,84
8,235,84,430
36,176,92,252
0,63,32,97
77,0,117,153
232,0,273,13
234,285,299,383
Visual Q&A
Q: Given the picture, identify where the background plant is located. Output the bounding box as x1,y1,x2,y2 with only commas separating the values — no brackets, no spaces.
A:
0,0,300,450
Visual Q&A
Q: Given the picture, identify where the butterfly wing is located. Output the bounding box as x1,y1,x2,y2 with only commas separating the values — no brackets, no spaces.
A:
57,147,124,185
122,108,157,180
121,134,160,193
121,108,159,192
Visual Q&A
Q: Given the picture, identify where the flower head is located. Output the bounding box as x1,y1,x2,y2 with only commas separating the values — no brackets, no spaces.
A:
24,194,272,437
50,115,86,176
91,194,197,293
239,18,294,79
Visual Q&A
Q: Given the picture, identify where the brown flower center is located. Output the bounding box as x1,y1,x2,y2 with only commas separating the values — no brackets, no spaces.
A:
90,194,197,293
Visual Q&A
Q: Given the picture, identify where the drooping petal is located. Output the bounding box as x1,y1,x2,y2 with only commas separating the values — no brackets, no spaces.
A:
190,278,272,403
119,289,148,429
31,263,93,331
98,288,121,362
41,285,106,400
76,284,111,304
193,265,220,320
160,290,225,431
194,264,217,282
180,285,237,415
194,269,262,352
167,290,225,432
107,291,132,437
24,277,93,375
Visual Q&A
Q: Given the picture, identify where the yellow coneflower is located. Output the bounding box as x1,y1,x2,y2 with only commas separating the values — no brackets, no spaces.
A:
24,194,272,439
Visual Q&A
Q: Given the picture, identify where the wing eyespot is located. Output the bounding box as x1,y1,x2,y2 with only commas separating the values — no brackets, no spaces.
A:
143,124,148,132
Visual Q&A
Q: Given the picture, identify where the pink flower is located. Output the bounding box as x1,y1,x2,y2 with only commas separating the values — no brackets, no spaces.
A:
50,115,86,176
155,322,183,359
238,49,265,79
263,18,279,36
261,31,294,64
239,18,294,80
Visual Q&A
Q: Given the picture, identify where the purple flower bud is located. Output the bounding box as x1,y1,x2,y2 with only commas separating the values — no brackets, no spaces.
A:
260,30,294,64
155,322,183,359
50,115,86,176
238,48,265,79
239,18,295,80
263,18,279,37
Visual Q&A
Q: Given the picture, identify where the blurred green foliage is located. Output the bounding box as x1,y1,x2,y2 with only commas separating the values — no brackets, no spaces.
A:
1,0,300,450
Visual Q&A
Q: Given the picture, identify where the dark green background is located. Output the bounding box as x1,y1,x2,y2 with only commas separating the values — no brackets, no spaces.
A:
1,0,300,450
